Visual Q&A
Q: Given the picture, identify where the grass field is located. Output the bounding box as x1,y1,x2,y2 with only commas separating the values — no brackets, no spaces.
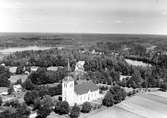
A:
86,92,167,118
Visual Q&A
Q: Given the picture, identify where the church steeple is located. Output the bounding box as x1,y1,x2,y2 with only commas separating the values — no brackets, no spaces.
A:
67,58,71,72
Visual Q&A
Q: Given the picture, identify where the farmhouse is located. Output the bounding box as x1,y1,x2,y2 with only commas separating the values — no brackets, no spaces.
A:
120,75,131,82
30,66,38,72
13,84,22,93
75,61,85,72
9,67,17,74
0,87,8,96
62,75,101,106
47,66,64,72
9,74,28,84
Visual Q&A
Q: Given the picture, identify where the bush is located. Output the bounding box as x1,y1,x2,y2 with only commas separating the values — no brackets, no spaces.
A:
81,102,92,113
24,90,39,105
4,99,19,108
132,89,136,94
54,101,70,115
70,104,80,118
37,105,51,118
36,86,49,98
100,86,108,91
40,95,54,109
109,86,126,104
15,103,31,118
127,91,132,96
160,83,167,92
22,79,36,90
8,85,14,95
16,66,24,74
103,86,127,107
0,97,2,106
0,65,10,87
33,98,41,110
92,104,101,110
102,92,114,107
0,109,13,118
0,103,30,118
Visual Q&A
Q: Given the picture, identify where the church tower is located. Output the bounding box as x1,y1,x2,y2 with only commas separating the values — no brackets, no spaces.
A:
62,59,75,106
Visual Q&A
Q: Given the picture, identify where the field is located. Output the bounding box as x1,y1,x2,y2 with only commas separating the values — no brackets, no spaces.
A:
1,33,167,49
86,92,167,118
125,59,152,67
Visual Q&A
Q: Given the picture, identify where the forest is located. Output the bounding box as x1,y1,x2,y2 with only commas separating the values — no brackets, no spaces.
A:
1,42,167,90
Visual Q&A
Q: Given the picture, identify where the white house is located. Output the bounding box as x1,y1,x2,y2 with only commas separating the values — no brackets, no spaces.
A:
9,67,17,74
0,87,8,96
120,75,131,82
9,74,28,84
29,112,37,118
1,63,5,66
62,75,101,106
75,61,85,72
47,66,58,71
13,84,22,93
30,66,38,72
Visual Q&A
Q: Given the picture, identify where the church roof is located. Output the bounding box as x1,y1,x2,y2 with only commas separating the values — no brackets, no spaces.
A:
74,81,98,95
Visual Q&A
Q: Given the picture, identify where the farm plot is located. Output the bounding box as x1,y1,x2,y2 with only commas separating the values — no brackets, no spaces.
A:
86,92,167,118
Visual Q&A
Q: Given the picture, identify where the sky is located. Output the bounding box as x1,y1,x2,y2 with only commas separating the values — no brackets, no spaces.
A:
0,0,167,34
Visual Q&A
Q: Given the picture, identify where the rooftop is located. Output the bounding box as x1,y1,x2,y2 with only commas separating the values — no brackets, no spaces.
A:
75,81,99,95
0,87,8,93
9,67,17,74
47,66,58,71
9,74,28,83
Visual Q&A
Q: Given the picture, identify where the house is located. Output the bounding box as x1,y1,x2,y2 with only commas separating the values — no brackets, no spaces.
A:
47,66,58,71
62,75,101,106
75,61,85,72
1,63,5,66
13,84,22,93
25,71,30,75
30,66,38,72
57,46,64,50
9,67,17,74
120,75,131,82
29,111,37,118
9,74,28,84
0,87,8,96
73,61,86,79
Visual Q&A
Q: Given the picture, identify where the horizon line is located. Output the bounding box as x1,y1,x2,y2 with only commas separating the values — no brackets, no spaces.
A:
0,32,167,36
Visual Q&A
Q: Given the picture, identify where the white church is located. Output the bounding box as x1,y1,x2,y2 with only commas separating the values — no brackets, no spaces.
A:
62,60,101,106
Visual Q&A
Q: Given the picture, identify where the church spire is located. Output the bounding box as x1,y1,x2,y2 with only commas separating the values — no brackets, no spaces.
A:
67,58,72,81
67,58,71,72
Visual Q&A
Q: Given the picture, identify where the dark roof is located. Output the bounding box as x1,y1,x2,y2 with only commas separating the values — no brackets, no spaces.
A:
74,81,98,95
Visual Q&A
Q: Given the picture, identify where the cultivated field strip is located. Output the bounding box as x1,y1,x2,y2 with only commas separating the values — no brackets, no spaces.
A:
87,92,167,118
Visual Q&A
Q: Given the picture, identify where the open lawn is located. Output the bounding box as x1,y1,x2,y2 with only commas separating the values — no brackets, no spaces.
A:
85,91,167,118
